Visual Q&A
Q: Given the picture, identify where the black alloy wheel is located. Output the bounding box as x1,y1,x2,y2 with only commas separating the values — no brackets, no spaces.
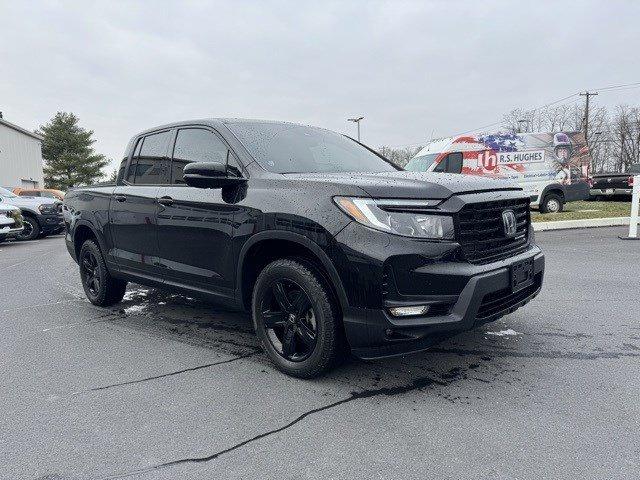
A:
16,216,39,241
78,239,127,307
81,249,101,297
252,258,344,378
260,279,317,362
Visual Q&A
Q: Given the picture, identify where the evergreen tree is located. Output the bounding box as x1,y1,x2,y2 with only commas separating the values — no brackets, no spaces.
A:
37,112,108,189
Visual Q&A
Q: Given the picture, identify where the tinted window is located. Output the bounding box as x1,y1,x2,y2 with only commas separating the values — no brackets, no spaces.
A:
126,138,144,183
41,191,56,198
226,122,398,174
116,158,127,184
172,128,230,184
19,190,40,196
446,152,463,173
433,157,447,172
227,151,242,178
432,153,463,173
131,131,171,185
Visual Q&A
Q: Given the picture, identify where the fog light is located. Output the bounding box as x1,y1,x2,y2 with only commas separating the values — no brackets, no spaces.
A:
388,305,430,317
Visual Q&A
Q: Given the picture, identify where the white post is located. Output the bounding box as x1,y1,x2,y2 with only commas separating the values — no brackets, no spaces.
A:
624,175,640,239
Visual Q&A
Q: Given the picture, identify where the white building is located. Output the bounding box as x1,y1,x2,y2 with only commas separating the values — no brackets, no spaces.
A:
0,115,44,189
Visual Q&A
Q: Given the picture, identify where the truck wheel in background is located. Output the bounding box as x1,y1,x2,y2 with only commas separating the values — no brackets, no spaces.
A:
16,216,40,241
79,239,127,306
252,258,344,378
540,193,563,214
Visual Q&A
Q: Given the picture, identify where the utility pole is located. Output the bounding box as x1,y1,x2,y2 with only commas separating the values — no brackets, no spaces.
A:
580,91,598,147
347,116,364,142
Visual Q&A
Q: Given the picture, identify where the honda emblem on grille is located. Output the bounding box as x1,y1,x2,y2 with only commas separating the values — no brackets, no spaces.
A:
502,209,517,238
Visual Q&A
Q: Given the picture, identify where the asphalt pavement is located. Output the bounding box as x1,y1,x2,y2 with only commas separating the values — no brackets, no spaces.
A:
1,227,638,480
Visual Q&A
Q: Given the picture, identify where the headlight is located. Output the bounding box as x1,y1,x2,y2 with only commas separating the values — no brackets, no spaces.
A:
333,196,454,239
38,204,54,213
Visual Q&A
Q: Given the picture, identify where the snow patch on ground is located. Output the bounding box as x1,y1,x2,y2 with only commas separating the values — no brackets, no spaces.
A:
122,289,147,301
486,329,522,337
123,304,147,315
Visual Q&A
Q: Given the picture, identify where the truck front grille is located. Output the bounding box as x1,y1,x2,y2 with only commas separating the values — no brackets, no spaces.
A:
455,198,530,265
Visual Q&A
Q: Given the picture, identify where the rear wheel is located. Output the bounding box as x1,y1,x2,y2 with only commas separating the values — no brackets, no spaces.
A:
79,239,127,306
252,258,343,378
540,193,563,213
16,216,40,241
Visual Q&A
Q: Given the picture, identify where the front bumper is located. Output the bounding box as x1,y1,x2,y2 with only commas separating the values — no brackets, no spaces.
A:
332,216,544,359
342,248,544,359
590,188,632,196
0,225,24,239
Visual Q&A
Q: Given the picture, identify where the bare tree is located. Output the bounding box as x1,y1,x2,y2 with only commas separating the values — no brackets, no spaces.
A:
611,105,640,171
377,145,423,168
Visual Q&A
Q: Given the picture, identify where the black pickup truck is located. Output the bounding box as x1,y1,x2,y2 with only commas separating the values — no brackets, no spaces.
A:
590,163,640,199
63,119,544,377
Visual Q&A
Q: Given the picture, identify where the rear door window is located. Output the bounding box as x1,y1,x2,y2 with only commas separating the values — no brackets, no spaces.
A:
131,131,171,185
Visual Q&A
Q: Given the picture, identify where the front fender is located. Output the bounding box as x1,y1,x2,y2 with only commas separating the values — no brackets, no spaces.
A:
236,230,349,312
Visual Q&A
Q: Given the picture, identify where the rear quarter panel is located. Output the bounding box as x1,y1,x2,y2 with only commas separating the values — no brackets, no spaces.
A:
64,185,117,261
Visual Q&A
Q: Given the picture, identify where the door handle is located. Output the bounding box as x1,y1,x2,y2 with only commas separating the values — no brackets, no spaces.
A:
157,196,174,206
114,195,127,203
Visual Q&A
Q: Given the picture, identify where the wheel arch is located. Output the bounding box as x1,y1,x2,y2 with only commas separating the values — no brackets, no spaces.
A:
20,209,41,225
540,184,566,203
236,231,349,314
73,220,108,260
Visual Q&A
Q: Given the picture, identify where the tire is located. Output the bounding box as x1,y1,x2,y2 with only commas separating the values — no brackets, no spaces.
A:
16,216,40,241
252,258,344,378
79,239,127,306
540,193,563,214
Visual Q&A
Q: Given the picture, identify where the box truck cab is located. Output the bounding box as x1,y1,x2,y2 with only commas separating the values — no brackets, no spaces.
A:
406,131,592,213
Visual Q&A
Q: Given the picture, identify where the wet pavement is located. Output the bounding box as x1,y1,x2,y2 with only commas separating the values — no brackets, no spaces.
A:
1,227,638,479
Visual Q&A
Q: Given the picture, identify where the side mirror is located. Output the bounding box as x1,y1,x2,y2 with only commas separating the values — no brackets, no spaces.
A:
183,161,245,189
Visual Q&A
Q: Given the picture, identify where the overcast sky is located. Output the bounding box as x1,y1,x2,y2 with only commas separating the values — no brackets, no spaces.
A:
2,0,639,173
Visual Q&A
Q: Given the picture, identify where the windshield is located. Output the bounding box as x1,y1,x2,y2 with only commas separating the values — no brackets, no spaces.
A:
0,187,18,198
226,122,398,174
405,153,438,172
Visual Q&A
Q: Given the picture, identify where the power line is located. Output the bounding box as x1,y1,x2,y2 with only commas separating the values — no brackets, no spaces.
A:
589,81,640,92
390,81,640,148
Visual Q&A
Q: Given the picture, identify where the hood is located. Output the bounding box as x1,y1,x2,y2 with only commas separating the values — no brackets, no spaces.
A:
0,195,58,209
0,203,20,212
283,171,521,199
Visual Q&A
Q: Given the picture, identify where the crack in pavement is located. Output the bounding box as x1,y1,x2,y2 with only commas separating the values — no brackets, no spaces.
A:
98,366,471,480
68,353,256,397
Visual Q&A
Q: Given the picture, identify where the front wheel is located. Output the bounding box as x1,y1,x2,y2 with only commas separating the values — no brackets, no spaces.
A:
79,239,127,306
540,193,563,214
16,216,40,241
252,258,344,378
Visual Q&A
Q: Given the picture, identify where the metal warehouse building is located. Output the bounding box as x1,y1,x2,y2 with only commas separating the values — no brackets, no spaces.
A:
0,114,44,189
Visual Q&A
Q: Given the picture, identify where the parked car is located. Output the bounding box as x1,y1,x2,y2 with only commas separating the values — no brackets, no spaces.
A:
12,187,66,201
590,163,640,199
406,132,592,213
0,203,24,243
63,119,545,377
0,187,64,240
